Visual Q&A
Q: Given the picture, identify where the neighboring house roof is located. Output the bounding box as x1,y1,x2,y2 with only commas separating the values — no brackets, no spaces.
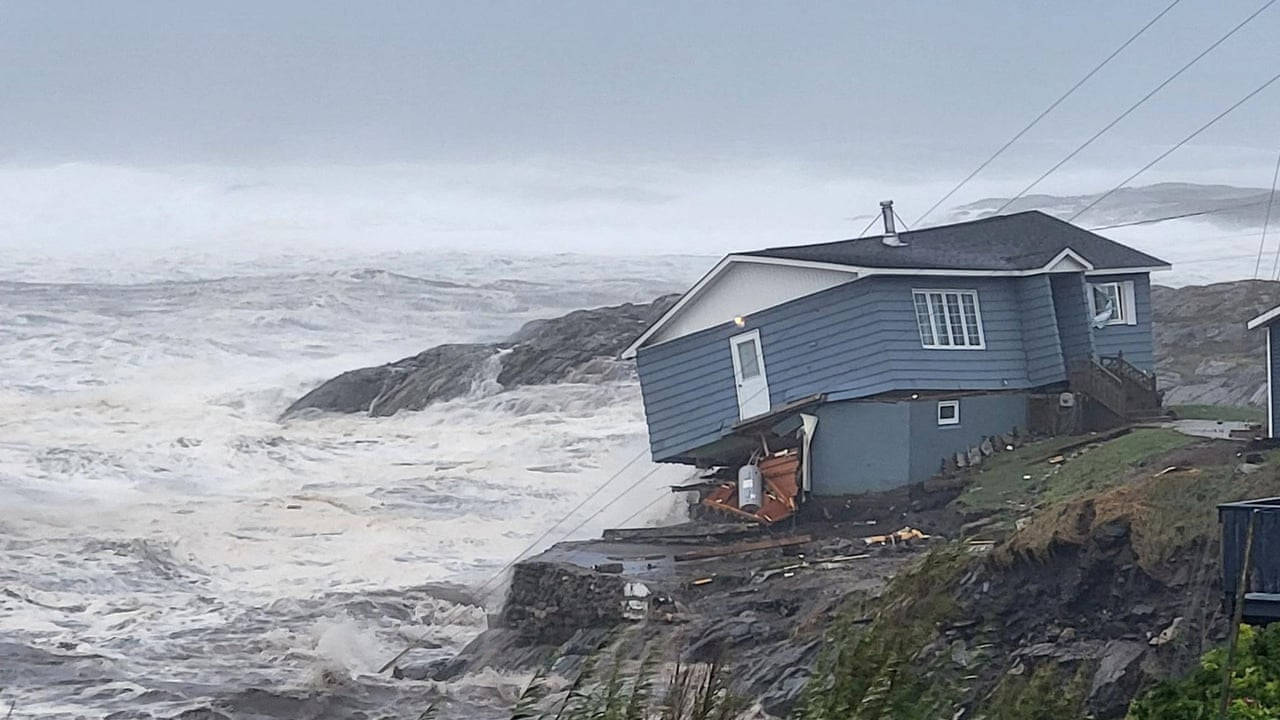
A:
622,210,1171,359
742,211,1170,272
1248,304,1280,330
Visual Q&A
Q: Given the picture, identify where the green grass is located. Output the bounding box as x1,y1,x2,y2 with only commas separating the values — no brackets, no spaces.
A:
952,428,1196,519
1171,404,1266,424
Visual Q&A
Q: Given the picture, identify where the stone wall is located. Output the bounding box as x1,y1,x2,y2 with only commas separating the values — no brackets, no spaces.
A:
501,561,628,644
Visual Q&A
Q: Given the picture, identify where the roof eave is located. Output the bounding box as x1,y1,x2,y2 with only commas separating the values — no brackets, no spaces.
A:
1248,305,1280,330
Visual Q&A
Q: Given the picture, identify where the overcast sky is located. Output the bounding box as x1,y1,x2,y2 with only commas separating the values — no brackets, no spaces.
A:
2,1,1279,260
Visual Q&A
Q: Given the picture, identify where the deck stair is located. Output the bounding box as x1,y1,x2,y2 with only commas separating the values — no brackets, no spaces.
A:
1068,353,1163,422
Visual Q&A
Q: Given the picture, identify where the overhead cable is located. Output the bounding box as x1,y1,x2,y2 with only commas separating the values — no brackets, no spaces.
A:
914,0,1185,226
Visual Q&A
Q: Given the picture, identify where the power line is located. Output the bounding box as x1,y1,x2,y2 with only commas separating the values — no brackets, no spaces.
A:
1085,198,1272,231
1066,70,1280,223
995,0,1277,215
913,0,1184,227
1260,150,1280,279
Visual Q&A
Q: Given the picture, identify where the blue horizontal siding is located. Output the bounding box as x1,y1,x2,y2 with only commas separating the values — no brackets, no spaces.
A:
639,270,1152,461
1051,273,1094,367
1089,273,1155,371
638,276,1036,460
1018,274,1066,385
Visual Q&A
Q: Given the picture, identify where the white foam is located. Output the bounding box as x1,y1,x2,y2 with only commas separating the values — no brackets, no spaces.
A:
0,252,700,716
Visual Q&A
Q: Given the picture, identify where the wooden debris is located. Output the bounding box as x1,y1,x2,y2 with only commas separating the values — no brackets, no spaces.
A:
691,576,716,586
1047,455,1066,465
674,534,812,562
863,526,929,546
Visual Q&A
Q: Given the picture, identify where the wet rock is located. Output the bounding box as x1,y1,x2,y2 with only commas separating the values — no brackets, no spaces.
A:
284,296,678,418
167,708,232,720
1088,640,1146,715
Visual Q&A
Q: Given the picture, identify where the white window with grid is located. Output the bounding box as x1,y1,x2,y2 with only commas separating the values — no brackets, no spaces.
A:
912,289,986,349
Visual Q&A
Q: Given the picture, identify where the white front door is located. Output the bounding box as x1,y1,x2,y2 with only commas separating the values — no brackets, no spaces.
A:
730,330,771,420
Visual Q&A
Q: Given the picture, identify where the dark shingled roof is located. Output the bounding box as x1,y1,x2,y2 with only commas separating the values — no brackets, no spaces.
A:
740,211,1169,271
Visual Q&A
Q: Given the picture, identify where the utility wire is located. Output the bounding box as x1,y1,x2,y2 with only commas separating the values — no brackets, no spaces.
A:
995,0,1277,215
1085,198,1272,231
856,213,881,237
1258,149,1280,279
1066,70,1280,223
1256,149,1280,278
913,0,1184,227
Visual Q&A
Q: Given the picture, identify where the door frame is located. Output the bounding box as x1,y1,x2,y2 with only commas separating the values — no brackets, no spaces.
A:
729,329,771,419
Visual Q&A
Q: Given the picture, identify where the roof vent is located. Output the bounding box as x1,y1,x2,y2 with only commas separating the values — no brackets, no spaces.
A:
880,200,906,247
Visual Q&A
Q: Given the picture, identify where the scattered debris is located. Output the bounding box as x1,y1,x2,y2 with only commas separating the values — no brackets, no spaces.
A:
702,450,801,525
864,527,930,546
1048,455,1066,465
674,534,812,562
1150,616,1184,646
622,581,651,620
691,576,715,586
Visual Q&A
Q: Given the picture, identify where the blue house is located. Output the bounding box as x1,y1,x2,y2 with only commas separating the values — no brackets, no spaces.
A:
622,205,1171,497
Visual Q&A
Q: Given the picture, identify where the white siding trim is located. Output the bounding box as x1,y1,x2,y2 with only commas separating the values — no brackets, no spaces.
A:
1269,329,1274,438
1122,280,1138,326
1248,304,1280,330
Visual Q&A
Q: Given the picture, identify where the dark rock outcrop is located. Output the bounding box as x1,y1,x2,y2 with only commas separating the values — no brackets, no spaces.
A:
1153,279,1280,406
284,295,678,418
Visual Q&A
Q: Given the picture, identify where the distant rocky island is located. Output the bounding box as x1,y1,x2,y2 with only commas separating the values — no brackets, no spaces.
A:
286,279,1280,418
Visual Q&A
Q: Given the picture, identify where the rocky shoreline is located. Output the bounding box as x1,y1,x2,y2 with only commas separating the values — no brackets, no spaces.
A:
283,295,677,417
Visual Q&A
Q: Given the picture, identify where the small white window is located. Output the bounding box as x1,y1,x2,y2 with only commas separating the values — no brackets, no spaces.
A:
937,400,960,426
1089,281,1136,326
913,290,986,349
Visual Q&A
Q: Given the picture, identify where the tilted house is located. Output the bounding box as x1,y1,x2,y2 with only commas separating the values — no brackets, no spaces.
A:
623,205,1171,497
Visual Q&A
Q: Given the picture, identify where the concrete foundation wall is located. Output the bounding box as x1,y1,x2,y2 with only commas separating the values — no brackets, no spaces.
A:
811,401,910,494
810,393,1028,495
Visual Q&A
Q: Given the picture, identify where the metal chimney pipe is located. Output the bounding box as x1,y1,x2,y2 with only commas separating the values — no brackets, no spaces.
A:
880,200,906,247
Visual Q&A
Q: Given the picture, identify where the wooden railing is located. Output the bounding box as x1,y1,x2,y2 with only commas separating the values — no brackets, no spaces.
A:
1068,354,1161,419
1068,359,1130,417
1098,353,1160,410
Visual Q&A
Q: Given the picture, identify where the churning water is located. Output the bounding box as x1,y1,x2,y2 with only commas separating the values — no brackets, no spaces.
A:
0,251,702,719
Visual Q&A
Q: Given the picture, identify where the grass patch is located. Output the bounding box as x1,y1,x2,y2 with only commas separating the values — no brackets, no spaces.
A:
796,547,973,720
1000,450,1280,576
1171,404,1266,424
952,429,1196,519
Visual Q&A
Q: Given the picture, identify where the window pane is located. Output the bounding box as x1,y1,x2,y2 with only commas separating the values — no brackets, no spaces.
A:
945,293,965,346
1092,283,1121,323
939,404,956,420
736,339,760,378
960,293,981,345
913,292,935,345
929,293,950,345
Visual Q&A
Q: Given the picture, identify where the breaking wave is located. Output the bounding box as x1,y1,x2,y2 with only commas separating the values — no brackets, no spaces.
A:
0,251,700,718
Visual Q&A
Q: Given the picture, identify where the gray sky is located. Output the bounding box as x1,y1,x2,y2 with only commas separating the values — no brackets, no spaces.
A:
3,1,1278,171
2,1,1279,264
